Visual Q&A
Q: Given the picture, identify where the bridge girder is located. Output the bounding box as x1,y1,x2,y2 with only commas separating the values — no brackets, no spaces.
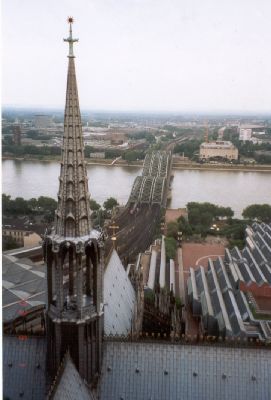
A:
128,151,171,207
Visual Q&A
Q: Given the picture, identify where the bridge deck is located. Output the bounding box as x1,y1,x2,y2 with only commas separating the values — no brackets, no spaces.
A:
106,151,172,262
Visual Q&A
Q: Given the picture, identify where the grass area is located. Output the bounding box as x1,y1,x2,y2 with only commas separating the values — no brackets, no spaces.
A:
248,302,271,321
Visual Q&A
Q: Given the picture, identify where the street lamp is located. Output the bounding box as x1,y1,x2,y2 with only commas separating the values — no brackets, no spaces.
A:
177,231,183,247
109,221,119,249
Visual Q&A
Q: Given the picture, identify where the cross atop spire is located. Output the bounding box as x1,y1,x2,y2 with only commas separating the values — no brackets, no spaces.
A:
64,17,78,58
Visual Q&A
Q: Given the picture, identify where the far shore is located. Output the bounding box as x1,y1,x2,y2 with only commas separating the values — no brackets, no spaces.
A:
2,155,271,173
172,163,271,173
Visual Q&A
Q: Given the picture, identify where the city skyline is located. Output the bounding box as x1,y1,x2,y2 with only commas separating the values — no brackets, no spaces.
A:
2,10,271,399
2,0,271,113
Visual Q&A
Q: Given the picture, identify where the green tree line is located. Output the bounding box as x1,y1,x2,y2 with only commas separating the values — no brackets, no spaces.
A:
173,140,202,159
3,194,120,228
3,144,61,157
165,202,271,250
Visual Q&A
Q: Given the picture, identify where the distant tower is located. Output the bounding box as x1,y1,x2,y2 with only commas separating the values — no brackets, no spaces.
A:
12,125,21,145
44,18,104,384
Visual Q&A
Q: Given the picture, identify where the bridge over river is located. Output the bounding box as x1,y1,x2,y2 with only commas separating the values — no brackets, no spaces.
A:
105,151,172,263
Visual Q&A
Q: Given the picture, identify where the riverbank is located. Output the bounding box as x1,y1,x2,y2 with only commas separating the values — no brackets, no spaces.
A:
2,155,143,168
172,162,271,172
3,155,271,172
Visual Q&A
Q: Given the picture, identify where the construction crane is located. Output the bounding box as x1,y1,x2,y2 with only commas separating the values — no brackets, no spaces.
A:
204,120,209,143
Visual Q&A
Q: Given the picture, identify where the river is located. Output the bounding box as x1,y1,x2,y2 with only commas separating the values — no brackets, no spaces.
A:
2,159,271,218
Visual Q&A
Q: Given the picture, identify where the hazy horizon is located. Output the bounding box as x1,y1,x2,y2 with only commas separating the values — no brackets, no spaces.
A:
3,0,271,113
3,105,271,118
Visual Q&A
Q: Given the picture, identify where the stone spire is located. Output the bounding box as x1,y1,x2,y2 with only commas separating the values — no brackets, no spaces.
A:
45,19,104,383
55,18,91,237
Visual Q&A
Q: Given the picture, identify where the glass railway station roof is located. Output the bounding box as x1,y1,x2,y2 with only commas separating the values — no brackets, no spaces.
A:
2,254,46,323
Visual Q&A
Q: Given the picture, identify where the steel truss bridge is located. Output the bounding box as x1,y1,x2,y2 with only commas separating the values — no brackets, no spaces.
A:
106,151,172,263
128,151,171,207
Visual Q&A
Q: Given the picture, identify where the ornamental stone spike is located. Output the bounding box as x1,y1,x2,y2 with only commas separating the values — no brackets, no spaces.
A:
55,18,92,237
63,17,79,58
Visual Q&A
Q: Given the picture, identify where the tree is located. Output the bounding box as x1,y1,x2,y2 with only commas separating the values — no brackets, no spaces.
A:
37,196,57,213
123,150,145,162
242,204,271,223
2,135,13,145
166,221,179,239
216,206,234,218
103,197,119,211
3,236,20,251
165,237,177,261
2,193,57,217
187,202,234,226
220,219,247,249
11,197,30,215
84,145,97,157
105,149,122,159
200,212,213,227
145,134,156,144
254,153,271,164
173,140,202,159
188,207,201,226
2,144,61,157
178,216,193,237
128,131,156,142
89,199,101,211
144,289,155,305
2,194,11,214
28,198,38,210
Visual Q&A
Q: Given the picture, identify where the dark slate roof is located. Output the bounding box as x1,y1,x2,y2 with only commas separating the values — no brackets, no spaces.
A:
2,254,46,322
3,335,47,400
3,216,45,235
98,342,271,400
51,355,96,400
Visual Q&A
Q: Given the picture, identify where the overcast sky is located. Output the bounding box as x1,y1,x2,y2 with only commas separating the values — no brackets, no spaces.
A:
2,0,271,113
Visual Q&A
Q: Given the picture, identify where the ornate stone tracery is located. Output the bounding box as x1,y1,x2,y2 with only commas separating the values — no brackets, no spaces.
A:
44,20,104,384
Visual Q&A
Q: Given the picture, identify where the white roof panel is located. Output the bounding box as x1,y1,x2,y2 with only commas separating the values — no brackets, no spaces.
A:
104,250,136,336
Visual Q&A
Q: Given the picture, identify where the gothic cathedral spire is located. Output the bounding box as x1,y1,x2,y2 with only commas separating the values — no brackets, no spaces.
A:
44,18,104,384
55,17,92,237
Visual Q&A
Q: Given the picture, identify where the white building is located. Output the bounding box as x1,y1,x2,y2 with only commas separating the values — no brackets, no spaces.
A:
200,141,238,160
239,125,265,141
239,127,252,141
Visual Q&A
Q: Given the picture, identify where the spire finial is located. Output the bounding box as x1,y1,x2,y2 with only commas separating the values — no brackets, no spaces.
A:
64,17,79,58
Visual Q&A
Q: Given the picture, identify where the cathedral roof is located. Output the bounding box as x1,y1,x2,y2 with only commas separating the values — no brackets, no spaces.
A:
104,250,136,335
98,341,271,400
3,336,271,400
3,336,97,400
49,353,96,400
3,336,47,400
